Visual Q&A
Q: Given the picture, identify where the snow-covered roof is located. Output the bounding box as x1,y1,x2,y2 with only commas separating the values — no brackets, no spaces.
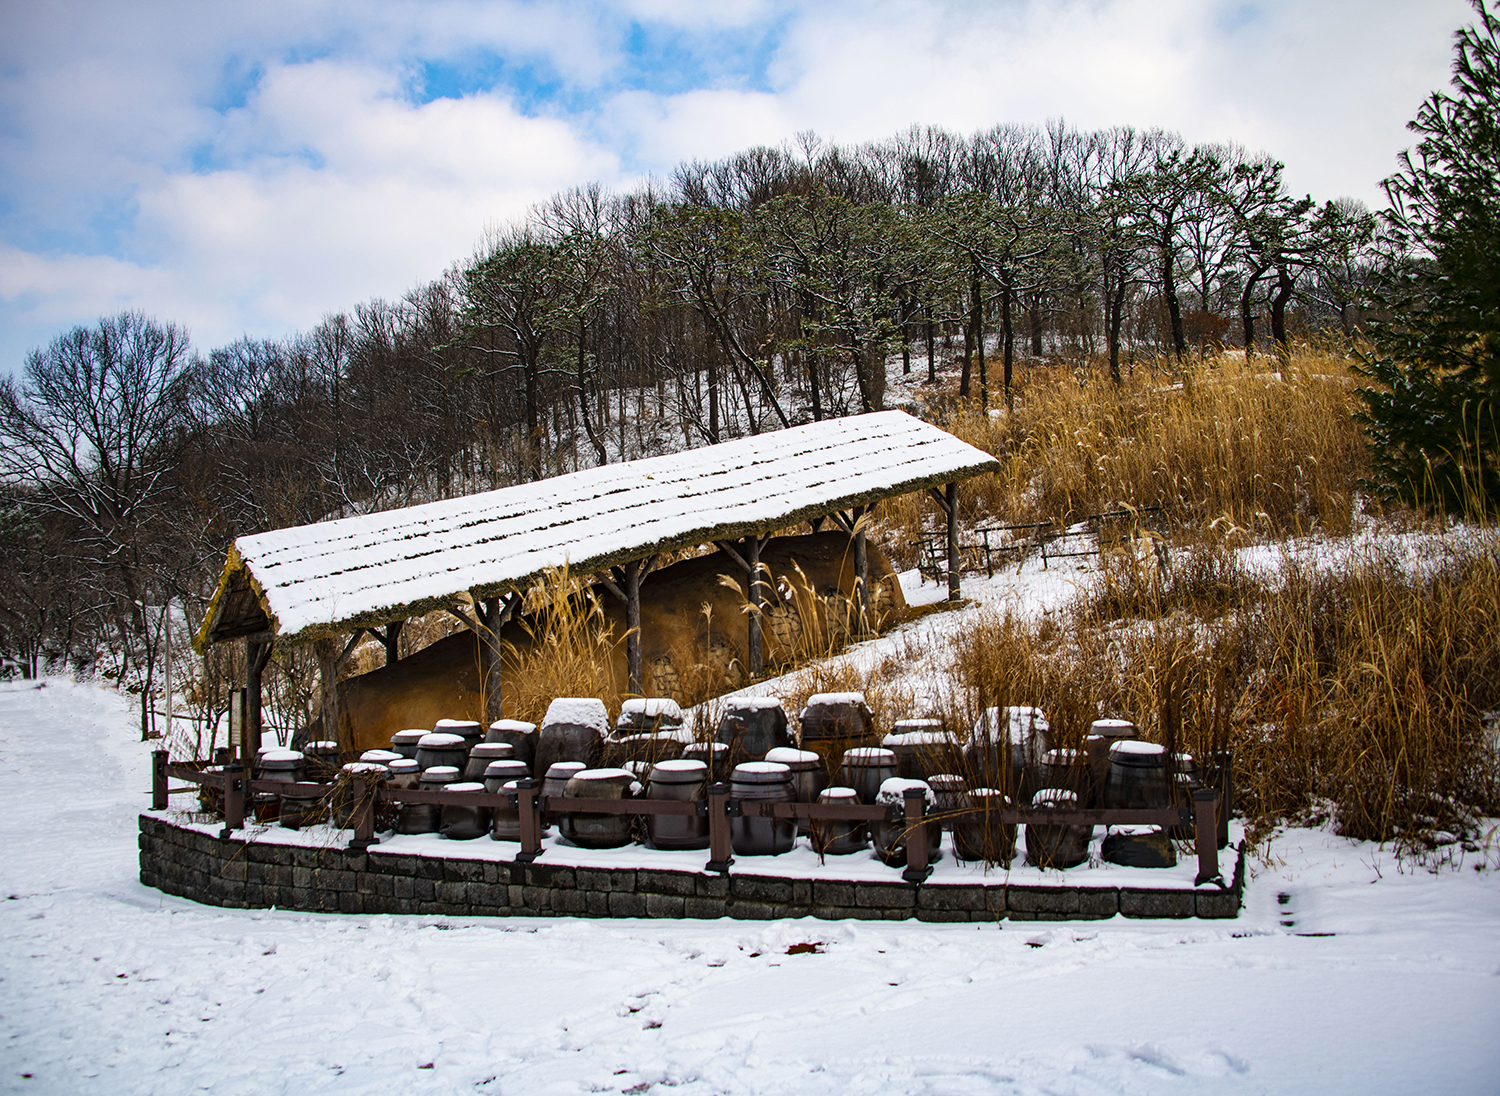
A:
197,410,999,648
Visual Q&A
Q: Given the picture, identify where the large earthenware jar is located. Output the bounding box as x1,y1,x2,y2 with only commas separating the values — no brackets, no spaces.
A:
765,747,825,835
838,746,898,806
434,718,484,753
952,788,1016,865
415,732,468,773
963,706,1049,802
797,692,876,779
439,782,490,840
871,778,940,868
646,759,710,850
485,719,537,771
811,787,866,855
1103,740,1169,810
397,766,458,834
484,760,530,841
716,697,790,767
534,698,610,776
464,742,515,781
729,762,796,856
615,698,685,736
540,761,587,830
883,719,960,780
390,729,426,761
559,768,637,849
1023,788,1091,869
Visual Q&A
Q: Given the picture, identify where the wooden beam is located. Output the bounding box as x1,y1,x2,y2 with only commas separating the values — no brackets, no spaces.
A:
928,487,952,514
946,481,961,603
713,539,753,575
597,573,627,604
625,559,643,695
746,536,764,677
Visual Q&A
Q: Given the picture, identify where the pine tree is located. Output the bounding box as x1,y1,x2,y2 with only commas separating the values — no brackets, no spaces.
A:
1357,0,1500,511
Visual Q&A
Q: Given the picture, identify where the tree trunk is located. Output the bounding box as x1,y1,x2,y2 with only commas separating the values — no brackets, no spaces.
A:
1163,248,1187,359
578,320,607,465
925,306,936,384
1001,286,1015,409
1270,265,1294,363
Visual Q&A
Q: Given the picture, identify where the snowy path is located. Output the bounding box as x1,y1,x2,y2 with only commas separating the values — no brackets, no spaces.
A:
2,679,1499,1095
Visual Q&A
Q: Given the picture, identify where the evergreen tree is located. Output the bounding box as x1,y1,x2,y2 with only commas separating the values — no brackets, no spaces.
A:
1357,0,1500,511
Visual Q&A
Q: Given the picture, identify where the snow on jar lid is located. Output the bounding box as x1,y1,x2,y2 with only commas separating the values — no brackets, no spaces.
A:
652,759,709,774
764,747,820,767
488,719,536,734
723,696,783,711
422,765,461,778
842,747,896,763
619,697,685,719
360,749,402,764
468,743,515,759
391,729,427,744
306,740,339,751
891,718,944,731
417,733,466,748
1043,748,1081,763
1091,718,1136,737
731,761,791,783
572,767,634,781
543,761,587,778
434,719,481,732
542,697,610,731
805,691,867,706
877,777,936,806
1032,788,1078,807
388,759,420,774
819,787,858,801
970,788,1009,801
1108,740,1167,764
260,748,303,763
443,782,485,793
341,762,388,775
484,760,529,779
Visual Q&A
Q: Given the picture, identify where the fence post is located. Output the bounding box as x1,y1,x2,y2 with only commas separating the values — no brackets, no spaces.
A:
902,788,932,884
1213,749,1234,850
151,750,169,810
705,783,733,873
1192,788,1221,887
220,763,244,839
515,778,542,863
347,777,378,850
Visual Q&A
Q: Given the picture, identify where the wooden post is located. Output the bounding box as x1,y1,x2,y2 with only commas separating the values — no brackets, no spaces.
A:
220,763,244,838
348,777,378,850
853,512,869,631
902,787,932,883
314,637,342,754
151,749,168,810
625,560,644,695
706,782,733,873
515,778,542,862
1192,788,1221,886
945,481,961,602
245,638,268,758
381,620,403,665
481,597,506,725
746,536,764,678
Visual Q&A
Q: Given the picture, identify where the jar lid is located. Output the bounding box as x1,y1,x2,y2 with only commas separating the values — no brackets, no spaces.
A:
842,747,895,763
682,742,729,756
417,733,466,748
970,788,1009,802
818,787,858,801
260,748,303,764
1090,718,1136,737
876,778,936,806
926,774,965,791
731,761,791,783
891,718,944,731
360,749,403,763
444,782,485,793
805,691,868,707
489,719,537,734
1109,740,1167,765
882,730,950,746
342,762,388,775
764,747,820,768
306,740,339,751
619,697,686,720
388,760,420,773
469,743,516,758
484,760,529,778
391,729,427,744
1032,788,1078,807
651,759,708,776
423,765,461,777
434,719,482,732
543,761,587,778
1043,748,1080,763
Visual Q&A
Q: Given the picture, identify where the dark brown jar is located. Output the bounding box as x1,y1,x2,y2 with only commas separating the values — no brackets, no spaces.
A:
1103,740,1169,810
439,781,490,840
485,761,530,841
434,718,484,753
798,692,876,778
811,787,866,855
485,719,537,771
390,729,426,760
646,759,709,851
681,741,731,782
1024,788,1091,869
729,762,795,856
540,761,587,830
386,758,421,793
332,762,388,829
952,787,1016,864
716,697,790,767
838,747,897,805
871,778,941,867
415,732,468,772
559,768,637,849
765,747,825,835
962,706,1050,801
1041,748,1088,798
534,698,610,776
464,742,515,781
397,765,458,834
883,719,959,780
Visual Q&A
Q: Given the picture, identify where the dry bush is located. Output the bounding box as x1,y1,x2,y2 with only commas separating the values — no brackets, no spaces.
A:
939,531,1500,848
871,346,1370,560
498,567,625,725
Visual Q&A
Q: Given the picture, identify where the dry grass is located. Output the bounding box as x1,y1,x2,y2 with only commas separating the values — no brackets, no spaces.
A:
497,567,625,725
873,346,1370,568
940,531,1500,848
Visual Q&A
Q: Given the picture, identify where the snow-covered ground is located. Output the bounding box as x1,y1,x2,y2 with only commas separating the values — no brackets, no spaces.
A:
3,672,1499,1094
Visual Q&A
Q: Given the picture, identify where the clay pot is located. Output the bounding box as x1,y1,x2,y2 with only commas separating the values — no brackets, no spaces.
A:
1041,748,1089,799
883,719,960,780
646,759,710,850
797,692,876,778
540,761,587,829
559,768,637,849
1024,789,1091,869
534,698,609,776
415,732,468,773
439,781,490,840
681,742,731,783
952,788,1016,865
485,720,537,771
838,747,897,806
389,729,426,760
765,747,825,835
483,761,530,841
871,778,940,868
615,698,685,736
729,762,796,856
463,742,515,781
434,719,483,753
1103,740,1170,810
963,706,1049,801
716,698,790,767
332,762,388,829
811,787,866,855
397,766,458,834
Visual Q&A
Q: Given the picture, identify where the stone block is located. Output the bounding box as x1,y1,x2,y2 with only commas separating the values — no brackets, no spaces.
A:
373,874,394,897
415,857,446,881
393,875,414,900
445,859,485,883
522,886,553,910
315,889,339,913
855,883,916,910
376,854,416,876
695,873,729,898
644,894,684,918
730,876,793,903
341,851,368,872
338,892,365,914
414,878,435,901
319,869,357,894
552,889,587,914
469,883,509,909
585,891,610,916
1007,887,1080,916
292,866,314,890
608,892,648,917
684,897,726,919
791,881,812,905
812,881,856,907
637,870,695,897
243,884,266,907
918,885,987,912
1078,888,1119,919
482,862,500,885
1120,889,1194,919
813,905,884,920
576,868,636,894
726,899,780,920
1196,887,1241,919
435,881,469,905
524,863,576,889
915,908,970,923
356,873,377,895
291,847,324,870
508,885,525,907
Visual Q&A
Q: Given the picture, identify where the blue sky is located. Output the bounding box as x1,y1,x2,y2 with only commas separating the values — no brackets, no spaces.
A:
0,0,1472,372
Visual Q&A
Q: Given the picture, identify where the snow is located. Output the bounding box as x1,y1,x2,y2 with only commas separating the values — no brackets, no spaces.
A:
764,748,819,766
544,698,610,733
804,692,868,708
723,697,783,712
877,778,937,807
1111,741,1165,758
416,732,464,748
618,699,684,722
210,411,999,644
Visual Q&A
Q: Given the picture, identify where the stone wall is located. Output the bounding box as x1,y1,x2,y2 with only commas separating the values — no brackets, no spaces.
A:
138,815,1244,922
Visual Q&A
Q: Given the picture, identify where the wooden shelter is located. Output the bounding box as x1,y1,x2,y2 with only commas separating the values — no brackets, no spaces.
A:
196,410,999,757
